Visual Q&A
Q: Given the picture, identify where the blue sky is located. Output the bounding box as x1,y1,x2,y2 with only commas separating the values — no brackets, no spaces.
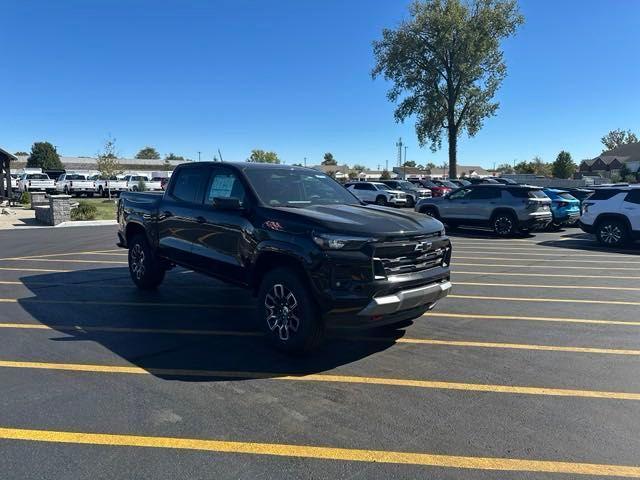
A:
1,0,639,169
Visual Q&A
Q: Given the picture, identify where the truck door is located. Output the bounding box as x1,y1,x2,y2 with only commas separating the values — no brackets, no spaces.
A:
190,167,255,285
157,166,211,265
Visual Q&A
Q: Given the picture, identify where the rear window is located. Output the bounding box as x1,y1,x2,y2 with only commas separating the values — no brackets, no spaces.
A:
588,189,625,201
558,192,576,201
66,174,86,180
624,189,640,205
27,174,49,180
508,188,546,199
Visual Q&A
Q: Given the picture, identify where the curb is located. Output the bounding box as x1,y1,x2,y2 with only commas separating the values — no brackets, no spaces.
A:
55,220,118,228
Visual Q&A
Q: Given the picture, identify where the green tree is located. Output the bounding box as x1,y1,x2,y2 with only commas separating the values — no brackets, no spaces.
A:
96,136,123,199
495,163,514,174
247,149,280,164
26,142,63,169
619,163,631,180
403,160,416,167
14,151,28,156
551,151,576,179
164,153,185,162
426,162,436,170
531,156,550,176
352,164,366,173
601,129,638,151
135,146,160,159
348,171,358,180
380,169,391,180
372,0,524,178
322,152,337,165
514,160,534,174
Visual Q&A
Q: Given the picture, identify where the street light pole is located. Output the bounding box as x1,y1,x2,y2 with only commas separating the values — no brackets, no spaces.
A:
197,151,201,162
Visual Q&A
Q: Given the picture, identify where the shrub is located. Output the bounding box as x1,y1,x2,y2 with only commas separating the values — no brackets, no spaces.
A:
19,191,30,205
71,201,98,221
137,178,147,192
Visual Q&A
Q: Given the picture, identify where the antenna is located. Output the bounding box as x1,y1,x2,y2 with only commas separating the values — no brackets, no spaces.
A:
218,149,223,162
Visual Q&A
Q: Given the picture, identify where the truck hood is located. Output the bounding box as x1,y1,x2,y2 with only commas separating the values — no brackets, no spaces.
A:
273,204,443,237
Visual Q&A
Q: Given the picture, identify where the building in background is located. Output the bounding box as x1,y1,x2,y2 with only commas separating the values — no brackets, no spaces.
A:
579,142,640,177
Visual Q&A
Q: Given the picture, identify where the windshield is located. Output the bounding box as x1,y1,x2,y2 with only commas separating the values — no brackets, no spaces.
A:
372,183,392,191
245,168,360,207
396,181,417,190
437,180,457,188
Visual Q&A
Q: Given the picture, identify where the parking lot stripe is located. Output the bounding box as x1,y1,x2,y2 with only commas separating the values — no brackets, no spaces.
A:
430,312,640,327
454,262,640,271
452,247,630,257
1,359,640,400
454,255,640,264
1,427,639,477
455,282,640,292
449,294,640,307
0,298,254,309
2,322,639,356
454,271,640,280
1,258,127,264
0,267,71,273
0,249,123,260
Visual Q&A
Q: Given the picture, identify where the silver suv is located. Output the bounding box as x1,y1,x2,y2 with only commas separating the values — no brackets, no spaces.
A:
415,184,552,236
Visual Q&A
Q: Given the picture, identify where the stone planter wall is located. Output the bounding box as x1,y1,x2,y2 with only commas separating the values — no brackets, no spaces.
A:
34,195,72,226
30,192,48,209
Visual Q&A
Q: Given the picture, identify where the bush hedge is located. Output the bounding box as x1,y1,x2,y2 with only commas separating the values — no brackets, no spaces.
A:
71,201,98,221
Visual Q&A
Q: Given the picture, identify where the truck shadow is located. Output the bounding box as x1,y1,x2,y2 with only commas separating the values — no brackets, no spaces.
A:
18,267,403,382
537,232,640,255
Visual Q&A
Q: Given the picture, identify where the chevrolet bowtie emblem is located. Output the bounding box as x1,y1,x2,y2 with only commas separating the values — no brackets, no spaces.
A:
414,241,432,252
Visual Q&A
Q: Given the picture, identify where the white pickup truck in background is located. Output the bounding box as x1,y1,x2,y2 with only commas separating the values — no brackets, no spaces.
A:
17,172,56,193
123,175,163,191
56,173,96,197
92,176,128,197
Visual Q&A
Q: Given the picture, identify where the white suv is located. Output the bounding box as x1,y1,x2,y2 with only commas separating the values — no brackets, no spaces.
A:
579,186,640,247
345,181,407,206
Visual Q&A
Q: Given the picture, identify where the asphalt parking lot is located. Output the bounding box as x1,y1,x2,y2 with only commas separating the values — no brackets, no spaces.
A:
1,225,639,479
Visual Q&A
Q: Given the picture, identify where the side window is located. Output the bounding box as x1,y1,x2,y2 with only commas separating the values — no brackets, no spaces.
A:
59,174,65,181
449,188,471,200
353,184,365,190
468,188,501,200
365,184,377,191
206,171,246,205
171,168,209,204
624,190,640,205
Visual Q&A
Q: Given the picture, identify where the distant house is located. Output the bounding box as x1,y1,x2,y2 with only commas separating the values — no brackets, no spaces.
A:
312,164,352,180
579,142,640,177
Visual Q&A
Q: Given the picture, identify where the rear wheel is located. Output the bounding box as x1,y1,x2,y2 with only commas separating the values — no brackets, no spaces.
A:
492,212,517,237
128,234,165,290
258,268,324,354
596,218,629,247
375,195,387,206
420,206,439,219
406,196,415,208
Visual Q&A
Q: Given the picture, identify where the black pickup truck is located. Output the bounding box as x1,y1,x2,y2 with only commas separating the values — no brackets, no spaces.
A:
117,162,452,352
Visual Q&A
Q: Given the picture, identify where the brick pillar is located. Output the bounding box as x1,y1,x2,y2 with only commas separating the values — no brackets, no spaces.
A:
30,191,48,209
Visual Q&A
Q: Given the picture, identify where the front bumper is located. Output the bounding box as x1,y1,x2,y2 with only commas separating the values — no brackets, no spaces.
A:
358,280,451,316
388,197,407,205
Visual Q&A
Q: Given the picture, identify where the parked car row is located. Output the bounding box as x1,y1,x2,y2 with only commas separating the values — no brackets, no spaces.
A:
13,171,165,197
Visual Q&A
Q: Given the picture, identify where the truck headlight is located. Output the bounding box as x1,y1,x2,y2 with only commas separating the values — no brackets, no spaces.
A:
312,233,373,250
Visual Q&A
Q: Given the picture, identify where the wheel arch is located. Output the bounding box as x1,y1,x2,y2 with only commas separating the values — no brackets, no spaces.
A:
594,213,632,232
250,248,312,295
490,207,518,223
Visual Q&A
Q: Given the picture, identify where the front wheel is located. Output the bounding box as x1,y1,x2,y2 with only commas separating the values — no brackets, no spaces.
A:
258,268,324,354
596,219,629,247
492,212,517,237
375,195,387,206
128,234,165,290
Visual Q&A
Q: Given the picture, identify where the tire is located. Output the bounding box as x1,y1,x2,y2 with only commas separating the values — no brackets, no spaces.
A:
98,187,105,198
63,186,69,195
375,195,387,206
132,186,138,192
596,218,629,247
258,267,324,354
128,234,165,290
406,196,415,208
492,212,517,237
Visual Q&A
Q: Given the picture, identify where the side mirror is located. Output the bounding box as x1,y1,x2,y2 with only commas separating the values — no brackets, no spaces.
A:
213,197,243,210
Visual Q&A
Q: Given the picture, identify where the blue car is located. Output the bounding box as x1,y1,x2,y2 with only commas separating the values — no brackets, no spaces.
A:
542,188,581,229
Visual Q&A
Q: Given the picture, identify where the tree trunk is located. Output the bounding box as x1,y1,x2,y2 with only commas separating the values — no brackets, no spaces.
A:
448,126,458,179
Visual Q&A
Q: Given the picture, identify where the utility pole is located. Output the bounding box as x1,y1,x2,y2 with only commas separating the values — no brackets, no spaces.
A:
197,151,201,162
304,157,307,167
385,159,388,171
403,146,408,179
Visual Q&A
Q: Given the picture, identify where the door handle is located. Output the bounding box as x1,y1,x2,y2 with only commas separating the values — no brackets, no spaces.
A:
196,216,206,224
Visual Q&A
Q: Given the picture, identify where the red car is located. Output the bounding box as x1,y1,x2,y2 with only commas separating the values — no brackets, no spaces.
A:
409,179,452,197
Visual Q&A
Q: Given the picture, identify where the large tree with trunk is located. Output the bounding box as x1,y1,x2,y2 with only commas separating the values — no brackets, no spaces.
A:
372,0,523,178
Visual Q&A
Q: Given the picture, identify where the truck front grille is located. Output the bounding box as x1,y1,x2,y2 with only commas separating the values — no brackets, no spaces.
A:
374,235,449,276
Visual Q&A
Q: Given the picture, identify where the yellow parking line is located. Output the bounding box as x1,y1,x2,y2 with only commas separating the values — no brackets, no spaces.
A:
1,359,640,400
455,262,639,271
449,294,640,307
0,249,122,260
429,312,640,327
454,271,640,280
455,282,640,292
452,248,628,258
1,427,639,477
1,322,638,356
0,298,253,309
456,282,640,292
0,267,70,273
454,256,640,264
2,258,126,264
